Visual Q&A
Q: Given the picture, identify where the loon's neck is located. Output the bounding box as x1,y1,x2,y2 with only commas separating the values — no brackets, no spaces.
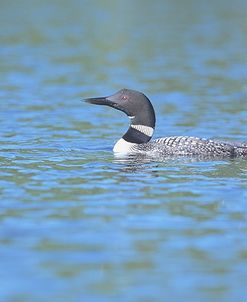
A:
113,116,155,153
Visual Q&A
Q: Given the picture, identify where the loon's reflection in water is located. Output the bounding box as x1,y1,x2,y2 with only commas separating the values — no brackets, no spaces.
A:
112,152,247,176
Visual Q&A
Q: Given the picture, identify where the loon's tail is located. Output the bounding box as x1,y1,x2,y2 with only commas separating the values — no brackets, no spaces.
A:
234,145,247,157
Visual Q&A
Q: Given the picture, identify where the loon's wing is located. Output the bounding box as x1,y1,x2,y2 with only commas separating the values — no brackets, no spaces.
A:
135,136,235,156
156,136,235,155
132,136,247,157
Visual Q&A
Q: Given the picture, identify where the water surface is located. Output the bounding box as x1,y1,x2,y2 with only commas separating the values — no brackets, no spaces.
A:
1,0,247,301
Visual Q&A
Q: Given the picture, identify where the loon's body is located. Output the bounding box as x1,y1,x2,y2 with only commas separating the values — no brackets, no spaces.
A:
85,89,247,158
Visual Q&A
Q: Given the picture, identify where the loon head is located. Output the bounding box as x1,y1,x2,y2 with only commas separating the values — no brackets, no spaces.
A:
85,89,156,128
85,89,156,152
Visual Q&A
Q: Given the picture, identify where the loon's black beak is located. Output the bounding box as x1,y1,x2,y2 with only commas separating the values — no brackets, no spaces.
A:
84,96,116,107
84,90,130,115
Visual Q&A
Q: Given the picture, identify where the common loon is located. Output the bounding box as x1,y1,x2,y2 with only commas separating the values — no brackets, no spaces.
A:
85,89,247,158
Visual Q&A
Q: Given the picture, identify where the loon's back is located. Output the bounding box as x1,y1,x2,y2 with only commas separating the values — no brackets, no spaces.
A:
132,136,247,157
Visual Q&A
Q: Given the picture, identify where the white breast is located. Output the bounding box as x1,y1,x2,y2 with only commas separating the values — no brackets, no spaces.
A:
113,138,137,153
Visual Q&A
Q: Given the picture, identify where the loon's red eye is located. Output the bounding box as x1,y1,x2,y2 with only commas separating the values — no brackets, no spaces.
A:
122,95,128,100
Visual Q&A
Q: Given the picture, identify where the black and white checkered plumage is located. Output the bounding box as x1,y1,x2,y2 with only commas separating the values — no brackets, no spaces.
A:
132,136,247,157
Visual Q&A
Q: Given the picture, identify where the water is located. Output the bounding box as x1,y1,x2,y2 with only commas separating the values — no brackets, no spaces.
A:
1,0,247,301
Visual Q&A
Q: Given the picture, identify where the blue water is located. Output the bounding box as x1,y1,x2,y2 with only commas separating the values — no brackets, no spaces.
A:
1,0,247,301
